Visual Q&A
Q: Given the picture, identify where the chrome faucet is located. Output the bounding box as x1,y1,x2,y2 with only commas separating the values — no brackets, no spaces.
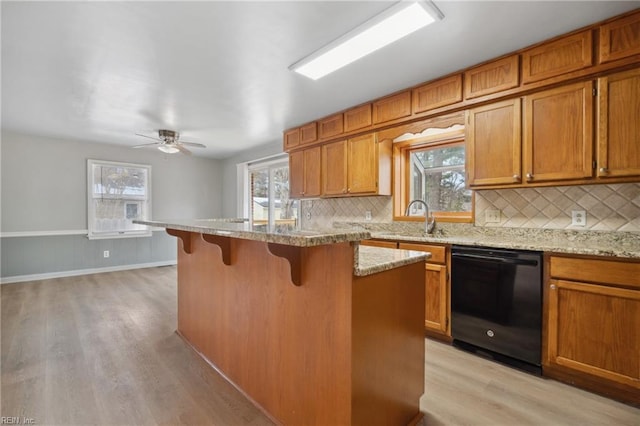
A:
405,199,436,234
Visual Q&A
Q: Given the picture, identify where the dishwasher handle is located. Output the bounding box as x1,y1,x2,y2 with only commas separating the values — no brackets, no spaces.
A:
452,252,539,266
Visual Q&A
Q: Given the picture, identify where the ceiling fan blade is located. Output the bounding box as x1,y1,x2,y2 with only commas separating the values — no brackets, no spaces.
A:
132,142,161,148
135,133,162,142
179,141,207,148
175,144,192,155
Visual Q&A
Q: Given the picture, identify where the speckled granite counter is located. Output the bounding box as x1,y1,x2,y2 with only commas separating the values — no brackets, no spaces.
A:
134,218,370,247
134,218,429,275
355,245,429,276
334,222,640,259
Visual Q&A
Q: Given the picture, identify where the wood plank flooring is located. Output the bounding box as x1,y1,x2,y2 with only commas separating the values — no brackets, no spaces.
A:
2,266,638,425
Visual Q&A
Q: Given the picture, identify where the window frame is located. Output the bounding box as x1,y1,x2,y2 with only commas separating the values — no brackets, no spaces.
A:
392,129,473,222
87,159,152,239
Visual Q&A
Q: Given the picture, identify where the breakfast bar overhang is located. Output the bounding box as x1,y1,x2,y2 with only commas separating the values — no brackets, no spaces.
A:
135,219,429,425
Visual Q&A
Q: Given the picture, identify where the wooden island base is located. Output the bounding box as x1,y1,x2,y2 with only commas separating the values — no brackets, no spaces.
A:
171,230,425,425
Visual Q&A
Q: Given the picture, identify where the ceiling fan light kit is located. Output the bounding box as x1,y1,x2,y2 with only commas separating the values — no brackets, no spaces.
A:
132,129,207,155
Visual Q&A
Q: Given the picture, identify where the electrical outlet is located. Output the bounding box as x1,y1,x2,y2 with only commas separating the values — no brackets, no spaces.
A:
571,210,586,227
365,210,372,221
305,212,311,220
485,209,501,223
103,250,110,258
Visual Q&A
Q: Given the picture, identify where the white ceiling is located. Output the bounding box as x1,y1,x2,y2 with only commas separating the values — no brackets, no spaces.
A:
2,1,637,159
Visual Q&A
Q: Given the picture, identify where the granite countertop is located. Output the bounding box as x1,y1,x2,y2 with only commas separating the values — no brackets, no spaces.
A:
354,245,429,277
134,218,370,247
363,226,640,259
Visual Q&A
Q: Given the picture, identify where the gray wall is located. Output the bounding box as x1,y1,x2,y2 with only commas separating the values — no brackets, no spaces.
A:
1,130,223,280
220,140,283,217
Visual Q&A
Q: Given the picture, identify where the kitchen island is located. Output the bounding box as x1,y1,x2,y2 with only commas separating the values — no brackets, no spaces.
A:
135,219,429,425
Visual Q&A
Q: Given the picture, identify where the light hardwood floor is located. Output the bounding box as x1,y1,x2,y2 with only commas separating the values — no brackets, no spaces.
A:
2,267,638,425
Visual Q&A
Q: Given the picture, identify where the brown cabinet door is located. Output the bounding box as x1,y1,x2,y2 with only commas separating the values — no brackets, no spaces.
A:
523,82,594,183
290,147,321,198
289,150,304,198
373,91,411,124
303,146,322,197
322,140,348,196
425,263,448,334
464,55,519,99
318,113,344,139
284,129,300,150
299,122,318,145
546,278,640,390
599,10,640,64
413,74,463,113
344,104,372,132
466,99,522,187
347,134,378,194
522,30,593,84
597,68,640,178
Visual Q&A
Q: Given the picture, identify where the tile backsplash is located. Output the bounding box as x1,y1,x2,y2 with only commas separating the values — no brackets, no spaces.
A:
475,183,640,232
300,183,640,233
301,196,392,229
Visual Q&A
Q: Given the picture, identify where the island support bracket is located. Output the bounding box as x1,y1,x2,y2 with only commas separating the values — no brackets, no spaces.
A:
201,234,232,266
267,243,303,286
166,229,193,254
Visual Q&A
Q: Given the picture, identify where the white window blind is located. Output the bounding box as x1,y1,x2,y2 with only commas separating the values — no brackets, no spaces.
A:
87,159,152,239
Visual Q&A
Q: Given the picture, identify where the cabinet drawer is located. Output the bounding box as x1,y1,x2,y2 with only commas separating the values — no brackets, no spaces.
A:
522,30,593,84
398,243,446,264
318,114,344,139
464,55,519,99
344,104,372,132
413,74,463,113
373,91,411,124
360,240,398,249
549,256,640,289
599,10,640,64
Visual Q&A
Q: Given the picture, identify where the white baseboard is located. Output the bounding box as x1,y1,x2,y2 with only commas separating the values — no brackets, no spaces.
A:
1,260,177,284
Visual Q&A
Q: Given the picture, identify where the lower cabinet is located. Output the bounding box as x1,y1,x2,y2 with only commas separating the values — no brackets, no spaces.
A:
398,243,450,340
360,240,451,339
545,255,640,405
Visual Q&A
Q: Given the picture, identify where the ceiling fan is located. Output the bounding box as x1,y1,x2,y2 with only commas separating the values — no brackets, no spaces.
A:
133,129,206,155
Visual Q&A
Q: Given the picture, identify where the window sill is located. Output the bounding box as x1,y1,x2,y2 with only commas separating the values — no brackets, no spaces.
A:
87,231,152,240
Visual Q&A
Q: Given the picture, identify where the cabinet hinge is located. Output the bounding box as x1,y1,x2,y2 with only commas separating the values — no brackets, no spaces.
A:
592,88,597,97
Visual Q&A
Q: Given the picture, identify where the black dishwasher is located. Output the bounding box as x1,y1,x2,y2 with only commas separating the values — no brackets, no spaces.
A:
451,245,543,374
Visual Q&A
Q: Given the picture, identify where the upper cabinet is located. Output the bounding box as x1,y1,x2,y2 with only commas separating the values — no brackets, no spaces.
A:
372,91,412,124
466,99,522,187
289,146,321,199
322,134,391,197
523,81,594,183
467,82,595,188
413,74,463,113
464,55,519,99
597,68,640,178
522,30,593,84
599,10,640,64
318,113,344,140
344,104,372,133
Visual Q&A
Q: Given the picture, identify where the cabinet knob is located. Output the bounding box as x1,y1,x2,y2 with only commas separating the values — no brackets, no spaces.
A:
347,188,351,192
526,173,533,180
513,174,520,180
550,284,557,290
599,167,608,173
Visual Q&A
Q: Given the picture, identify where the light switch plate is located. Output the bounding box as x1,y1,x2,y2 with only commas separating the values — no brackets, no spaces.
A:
571,210,586,226
365,211,372,221
485,209,501,223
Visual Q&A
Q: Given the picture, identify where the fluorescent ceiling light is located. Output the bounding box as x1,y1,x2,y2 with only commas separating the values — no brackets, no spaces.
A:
290,1,443,80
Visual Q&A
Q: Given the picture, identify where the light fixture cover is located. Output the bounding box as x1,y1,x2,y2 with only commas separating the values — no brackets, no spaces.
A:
158,145,180,154
290,1,443,80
